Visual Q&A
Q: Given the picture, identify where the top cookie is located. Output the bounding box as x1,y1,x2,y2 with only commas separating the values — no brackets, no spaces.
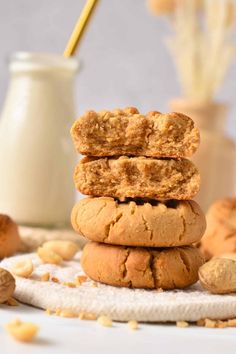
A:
71,107,200,158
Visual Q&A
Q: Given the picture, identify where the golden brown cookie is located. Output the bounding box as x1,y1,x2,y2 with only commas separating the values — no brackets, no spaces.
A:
71,197,206,247
200,198,236,260
74,156,200,200
81,242,204,290
71,108,199,158
0,215,21,258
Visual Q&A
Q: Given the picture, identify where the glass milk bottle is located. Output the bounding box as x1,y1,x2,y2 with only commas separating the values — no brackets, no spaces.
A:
0,52,79,227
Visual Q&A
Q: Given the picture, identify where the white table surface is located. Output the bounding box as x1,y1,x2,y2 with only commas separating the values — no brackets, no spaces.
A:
1,304,236,354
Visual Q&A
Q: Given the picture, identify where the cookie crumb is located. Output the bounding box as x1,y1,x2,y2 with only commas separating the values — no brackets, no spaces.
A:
91,281,98,287
227,319,236,327
97,315,112,327
41,272,50,281
59,309,78,318
196,319,205,326
62,282,76,288
197,318,236,328
217,321,227,329
176,321,189,328
45,309,52,316
51,277,59,283
55,308,61,316
79,312,97,320
78,275,87,283
74,277,81,286
128,320,138,330
156,288,164,293
204,319,217,328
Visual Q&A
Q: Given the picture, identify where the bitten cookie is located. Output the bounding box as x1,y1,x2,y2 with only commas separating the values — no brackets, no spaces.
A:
71,107,200,158
81,242,204,290
74,156,200,200
71,197,206,247
200,198,236,260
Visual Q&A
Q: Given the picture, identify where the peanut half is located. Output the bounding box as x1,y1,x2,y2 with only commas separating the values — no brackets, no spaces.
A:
42,240,79,261
199,258,236,294
5,319,39,342
11,259,33,278
37,247,62,265
128,320,139,330
97,315,112,327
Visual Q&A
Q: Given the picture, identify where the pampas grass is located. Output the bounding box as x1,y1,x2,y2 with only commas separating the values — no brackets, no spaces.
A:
149,0,236,101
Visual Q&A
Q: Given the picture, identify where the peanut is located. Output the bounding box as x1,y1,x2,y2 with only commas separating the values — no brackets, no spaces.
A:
11,259,33,278
40,272,50,281
128,320,139,330
5,297,19,306
97,315,112,327
79,312,97,320
54,308,78,318
74,275,87,286
59,309,78,318
42,240,79,261
199,258,236,294
5,319,39,342
0,268,15,303
37,247,62,265
176,321,189,328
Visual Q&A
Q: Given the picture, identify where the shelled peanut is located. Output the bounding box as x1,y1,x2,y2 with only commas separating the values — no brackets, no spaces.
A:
199,258,236,294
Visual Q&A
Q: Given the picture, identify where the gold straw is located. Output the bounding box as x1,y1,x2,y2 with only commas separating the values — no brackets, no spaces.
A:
64,0,99,57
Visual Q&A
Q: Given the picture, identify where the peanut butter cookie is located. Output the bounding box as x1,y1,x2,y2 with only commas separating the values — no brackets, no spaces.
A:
71,108,199,158
200,197,236,260
81,242,204,290
74,156,200,200
71,197,206,247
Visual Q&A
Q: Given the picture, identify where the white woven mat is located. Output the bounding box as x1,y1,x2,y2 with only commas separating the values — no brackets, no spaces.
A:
19,226,87,252
2,252,236,322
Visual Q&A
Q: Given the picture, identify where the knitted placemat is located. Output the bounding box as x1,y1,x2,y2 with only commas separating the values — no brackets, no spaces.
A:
1,252,236,322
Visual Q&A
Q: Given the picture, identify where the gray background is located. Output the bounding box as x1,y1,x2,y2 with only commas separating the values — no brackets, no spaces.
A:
0,0,236,138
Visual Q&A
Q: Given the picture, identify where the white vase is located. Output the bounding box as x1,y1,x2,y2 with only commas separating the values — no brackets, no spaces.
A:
169,98,235,212
0,52,79,227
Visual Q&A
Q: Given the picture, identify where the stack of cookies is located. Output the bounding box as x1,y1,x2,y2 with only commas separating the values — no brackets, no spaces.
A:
71,107,206,290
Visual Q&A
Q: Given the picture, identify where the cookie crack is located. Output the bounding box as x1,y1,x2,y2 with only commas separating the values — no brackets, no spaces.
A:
188,201,199,217
179,214,186,241
178,249,190,273
141,214,153,241
149,252,157,288
95,202,107,217
103,212,123,242
122,249,132,287
144,122,154,147
73,209,81,231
